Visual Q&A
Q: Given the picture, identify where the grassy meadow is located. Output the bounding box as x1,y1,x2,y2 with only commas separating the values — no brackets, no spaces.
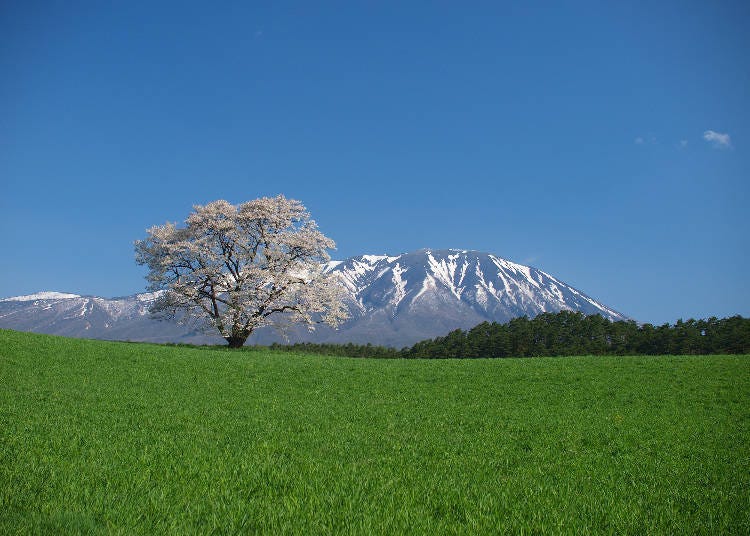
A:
1,329,748,534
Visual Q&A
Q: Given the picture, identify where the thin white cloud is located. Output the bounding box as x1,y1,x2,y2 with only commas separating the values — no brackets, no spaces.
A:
703,130,732,148
634,135,657,145
679,140,688,148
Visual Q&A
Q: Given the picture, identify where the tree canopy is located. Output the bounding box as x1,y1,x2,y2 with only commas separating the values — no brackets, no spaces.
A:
135,195,347,347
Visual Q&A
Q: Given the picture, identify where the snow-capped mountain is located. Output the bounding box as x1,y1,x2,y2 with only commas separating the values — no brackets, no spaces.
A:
306,249,626,346
0,249,627,347
0,291,215,344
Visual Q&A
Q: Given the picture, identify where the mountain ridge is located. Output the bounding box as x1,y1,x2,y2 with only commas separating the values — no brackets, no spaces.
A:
0,249,627,347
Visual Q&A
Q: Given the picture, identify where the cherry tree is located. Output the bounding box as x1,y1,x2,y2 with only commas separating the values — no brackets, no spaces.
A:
135,195,348,347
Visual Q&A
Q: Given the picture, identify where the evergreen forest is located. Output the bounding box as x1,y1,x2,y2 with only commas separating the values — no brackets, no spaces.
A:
271,312,750,359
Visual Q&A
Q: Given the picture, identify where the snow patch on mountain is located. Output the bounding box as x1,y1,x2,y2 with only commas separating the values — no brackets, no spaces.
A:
324,260,343,272
1,291,81,302
391,262,407,307
427,251,466,300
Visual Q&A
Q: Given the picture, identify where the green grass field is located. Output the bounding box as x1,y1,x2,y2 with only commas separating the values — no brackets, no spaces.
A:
1,330,748,534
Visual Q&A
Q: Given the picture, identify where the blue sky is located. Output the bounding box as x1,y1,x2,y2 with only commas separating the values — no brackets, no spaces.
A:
1,1,748,324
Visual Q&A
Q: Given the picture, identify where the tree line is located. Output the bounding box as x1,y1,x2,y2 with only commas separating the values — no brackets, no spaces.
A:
269,311,750,358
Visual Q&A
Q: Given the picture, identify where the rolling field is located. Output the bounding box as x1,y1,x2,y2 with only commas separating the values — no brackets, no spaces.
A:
1,330,748,534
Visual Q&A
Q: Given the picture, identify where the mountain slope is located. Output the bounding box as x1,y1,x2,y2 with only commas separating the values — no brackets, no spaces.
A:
0,249,627,347
0,292,217,344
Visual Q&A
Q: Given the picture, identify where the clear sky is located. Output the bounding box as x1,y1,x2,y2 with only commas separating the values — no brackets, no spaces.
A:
1,1,748,325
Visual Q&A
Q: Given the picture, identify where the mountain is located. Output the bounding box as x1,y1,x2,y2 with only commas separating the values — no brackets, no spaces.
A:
0,249,627,347
0,291,216,344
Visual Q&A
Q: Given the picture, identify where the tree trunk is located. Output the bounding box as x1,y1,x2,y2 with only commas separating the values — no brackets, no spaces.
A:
226,333,249,348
